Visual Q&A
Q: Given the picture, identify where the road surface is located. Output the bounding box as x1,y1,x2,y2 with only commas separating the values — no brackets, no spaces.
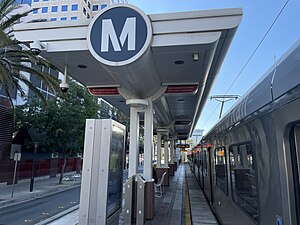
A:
0,186,80,225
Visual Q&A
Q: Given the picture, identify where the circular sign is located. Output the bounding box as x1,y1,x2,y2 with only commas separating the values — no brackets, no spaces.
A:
87,4,152,66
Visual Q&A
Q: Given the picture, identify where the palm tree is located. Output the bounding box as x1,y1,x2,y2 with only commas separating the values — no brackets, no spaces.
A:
0,0,61,104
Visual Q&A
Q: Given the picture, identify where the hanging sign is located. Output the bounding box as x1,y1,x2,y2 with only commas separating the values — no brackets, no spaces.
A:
165,85,198,94
176,144,190,148
88,87,119,96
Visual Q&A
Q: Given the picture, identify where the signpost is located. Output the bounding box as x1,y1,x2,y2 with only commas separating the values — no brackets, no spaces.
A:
11,153,21,198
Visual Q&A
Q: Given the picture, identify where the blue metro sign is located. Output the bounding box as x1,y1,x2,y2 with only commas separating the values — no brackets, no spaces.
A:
87,5,152,66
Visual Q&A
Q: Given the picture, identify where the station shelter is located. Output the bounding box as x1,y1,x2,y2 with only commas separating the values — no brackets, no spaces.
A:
14,4,242,224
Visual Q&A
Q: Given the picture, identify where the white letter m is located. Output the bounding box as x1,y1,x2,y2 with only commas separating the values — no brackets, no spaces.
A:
101,17,136,52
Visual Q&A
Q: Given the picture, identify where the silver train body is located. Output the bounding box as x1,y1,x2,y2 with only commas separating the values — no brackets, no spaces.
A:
190,39,300,225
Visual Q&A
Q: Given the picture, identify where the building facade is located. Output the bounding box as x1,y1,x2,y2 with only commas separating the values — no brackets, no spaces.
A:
30,0,127,22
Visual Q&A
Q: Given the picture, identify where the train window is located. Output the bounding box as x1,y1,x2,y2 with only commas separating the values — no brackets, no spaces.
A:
214,147,228,194
229,143,259,222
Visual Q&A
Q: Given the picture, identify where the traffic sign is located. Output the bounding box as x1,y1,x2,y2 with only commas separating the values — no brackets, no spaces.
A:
14,153,21,161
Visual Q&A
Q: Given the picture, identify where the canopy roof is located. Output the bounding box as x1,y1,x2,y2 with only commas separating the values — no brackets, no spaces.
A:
14,6,242,140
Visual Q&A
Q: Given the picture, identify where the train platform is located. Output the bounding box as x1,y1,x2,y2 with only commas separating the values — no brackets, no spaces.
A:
48,163,219,225
142,163,218,225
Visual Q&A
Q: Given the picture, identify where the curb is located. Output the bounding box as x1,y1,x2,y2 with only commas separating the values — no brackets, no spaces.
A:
34,205,79,225
0,183,81,210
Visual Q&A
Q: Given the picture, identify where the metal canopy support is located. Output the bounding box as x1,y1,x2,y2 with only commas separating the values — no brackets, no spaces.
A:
126,99,154,223
157,132,162,167
174,140,178,163
143,101,153,181
163,139,169,168
128,107,140,177
170,139,174,164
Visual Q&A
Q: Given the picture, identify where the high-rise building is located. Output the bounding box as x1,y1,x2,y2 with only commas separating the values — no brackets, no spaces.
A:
15,0,32,5
30,0,128,22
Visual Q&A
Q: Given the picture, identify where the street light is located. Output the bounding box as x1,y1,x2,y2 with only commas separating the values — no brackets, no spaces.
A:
210,95,240,119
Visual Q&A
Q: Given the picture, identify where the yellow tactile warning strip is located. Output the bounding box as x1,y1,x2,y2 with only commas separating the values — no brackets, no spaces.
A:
184,164,192,225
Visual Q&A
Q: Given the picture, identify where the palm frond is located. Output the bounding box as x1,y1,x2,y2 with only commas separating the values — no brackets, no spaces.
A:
2,10,32,31
0,0,62,104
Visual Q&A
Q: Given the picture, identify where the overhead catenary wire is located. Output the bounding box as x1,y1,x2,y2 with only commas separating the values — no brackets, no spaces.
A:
200,0,290,129
224,0,290,96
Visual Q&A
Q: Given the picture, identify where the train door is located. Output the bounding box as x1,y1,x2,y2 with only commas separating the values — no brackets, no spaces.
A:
199,150,204,189
197,151,201,183
203,147,213,203
290,124,300,224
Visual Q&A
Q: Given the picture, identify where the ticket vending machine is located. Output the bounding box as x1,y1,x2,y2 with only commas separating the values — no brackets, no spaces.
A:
79,119,126,225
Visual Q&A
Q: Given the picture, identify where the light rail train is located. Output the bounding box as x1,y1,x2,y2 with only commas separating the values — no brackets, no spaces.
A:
189,39,300,225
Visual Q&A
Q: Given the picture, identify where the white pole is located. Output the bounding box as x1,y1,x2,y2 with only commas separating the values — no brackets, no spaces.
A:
143,102,153,181
170,139,174,164
128,107,139,177
164,139,169,168
11,160,18,198
157,132,162,167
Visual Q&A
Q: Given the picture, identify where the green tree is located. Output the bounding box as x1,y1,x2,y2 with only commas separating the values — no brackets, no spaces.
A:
16,80,100,184
0,0,61,103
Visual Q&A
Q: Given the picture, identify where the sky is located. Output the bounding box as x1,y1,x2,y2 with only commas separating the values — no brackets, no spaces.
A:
128,0,300,134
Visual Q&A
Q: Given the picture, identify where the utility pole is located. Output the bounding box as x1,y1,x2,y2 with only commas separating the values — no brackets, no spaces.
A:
210,95,240,118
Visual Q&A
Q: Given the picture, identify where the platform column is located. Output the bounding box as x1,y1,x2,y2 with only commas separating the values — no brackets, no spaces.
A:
157,132,162,167
163,138,169,168
161,137,170,185
143,101,153,181
143,101,155,220
173,139,178,171
170,139,174,164
168,138,175,175
128,106,140,177
155,131,169,186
